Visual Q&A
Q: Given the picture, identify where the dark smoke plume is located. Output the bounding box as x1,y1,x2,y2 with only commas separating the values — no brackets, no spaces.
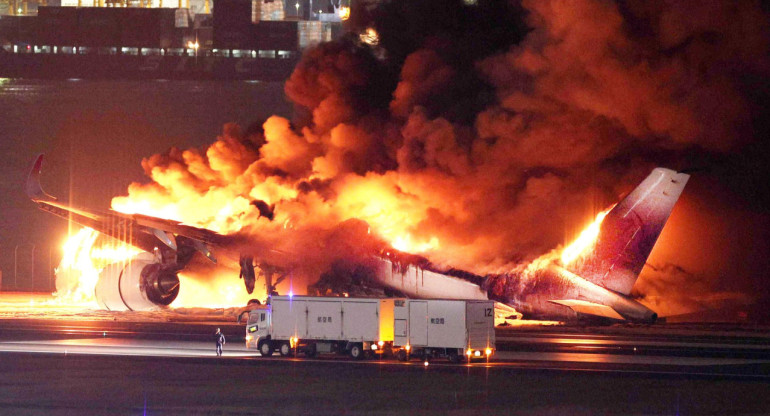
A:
116,0,770,317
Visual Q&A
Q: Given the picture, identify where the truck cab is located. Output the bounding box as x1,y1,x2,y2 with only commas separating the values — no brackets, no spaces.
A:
245,306,270,350
244,295,396,359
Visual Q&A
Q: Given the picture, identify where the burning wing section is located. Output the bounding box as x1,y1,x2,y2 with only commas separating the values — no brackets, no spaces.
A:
27,154,224,310
548,299,625,320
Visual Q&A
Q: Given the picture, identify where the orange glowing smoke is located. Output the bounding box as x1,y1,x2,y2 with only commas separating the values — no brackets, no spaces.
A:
100,124,613,305
109,137,446,262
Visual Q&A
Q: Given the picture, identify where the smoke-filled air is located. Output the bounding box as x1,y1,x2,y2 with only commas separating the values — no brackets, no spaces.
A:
60,0,770,317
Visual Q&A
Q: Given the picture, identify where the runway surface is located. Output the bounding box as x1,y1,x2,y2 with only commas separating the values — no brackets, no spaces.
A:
1,292,769,415
1,316,769,415
1,335,768,377
1,342,769,415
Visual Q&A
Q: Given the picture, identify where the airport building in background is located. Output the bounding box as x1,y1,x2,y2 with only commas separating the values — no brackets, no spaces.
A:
0,0,353,18
0,0,356,80
0,0,360,291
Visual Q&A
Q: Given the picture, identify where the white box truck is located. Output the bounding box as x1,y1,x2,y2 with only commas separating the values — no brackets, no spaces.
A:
393,299,495,363
245,296,396,359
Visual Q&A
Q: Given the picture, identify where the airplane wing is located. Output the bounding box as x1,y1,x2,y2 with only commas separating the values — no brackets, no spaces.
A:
26,154,221,263
548,299,625,320
27,154,273,310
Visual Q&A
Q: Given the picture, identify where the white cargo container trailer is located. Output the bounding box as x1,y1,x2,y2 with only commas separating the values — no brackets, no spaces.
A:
393,299,495,363
245,296,396,359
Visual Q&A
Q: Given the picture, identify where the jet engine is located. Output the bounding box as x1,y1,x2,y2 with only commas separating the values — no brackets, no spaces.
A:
94,252,180,311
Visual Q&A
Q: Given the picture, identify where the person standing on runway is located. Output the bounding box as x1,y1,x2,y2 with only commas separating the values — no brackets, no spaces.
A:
215,328,226,356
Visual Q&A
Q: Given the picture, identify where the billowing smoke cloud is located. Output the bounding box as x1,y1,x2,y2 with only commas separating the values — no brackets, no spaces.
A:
113,0,770,316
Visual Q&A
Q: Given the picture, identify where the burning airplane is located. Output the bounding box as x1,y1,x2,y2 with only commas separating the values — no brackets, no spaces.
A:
28,154,687,322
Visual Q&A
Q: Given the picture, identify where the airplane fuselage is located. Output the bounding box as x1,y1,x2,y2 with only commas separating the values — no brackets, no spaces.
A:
371,260,656,323
27,155,685,320
500,264,656,322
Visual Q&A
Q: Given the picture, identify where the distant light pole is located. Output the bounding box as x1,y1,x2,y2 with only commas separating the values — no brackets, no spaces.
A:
295,2,299,18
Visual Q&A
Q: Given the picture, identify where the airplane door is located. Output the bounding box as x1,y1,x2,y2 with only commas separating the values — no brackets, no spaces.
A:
408,301,428,346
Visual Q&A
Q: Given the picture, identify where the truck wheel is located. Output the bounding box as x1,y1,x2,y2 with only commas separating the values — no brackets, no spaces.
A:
279,342,293,357
349,344,364,360
396,349,408,362
447,349,463,364
258,341,273,357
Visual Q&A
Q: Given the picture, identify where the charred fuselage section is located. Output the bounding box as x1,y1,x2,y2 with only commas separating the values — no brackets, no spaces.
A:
484,264,658,322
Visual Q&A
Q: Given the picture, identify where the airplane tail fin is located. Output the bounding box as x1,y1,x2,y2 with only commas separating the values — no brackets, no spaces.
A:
567,168,689,295
26,154,57,202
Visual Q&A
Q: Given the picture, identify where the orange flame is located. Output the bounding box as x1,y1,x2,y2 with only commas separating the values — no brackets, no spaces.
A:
338,6,350,20
511,205,614,277
174,273,259,308
54,228,100,305
54,227,142,305
391,234,439,253
54,227,259,308
360,28,379,45
560,206,613,265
